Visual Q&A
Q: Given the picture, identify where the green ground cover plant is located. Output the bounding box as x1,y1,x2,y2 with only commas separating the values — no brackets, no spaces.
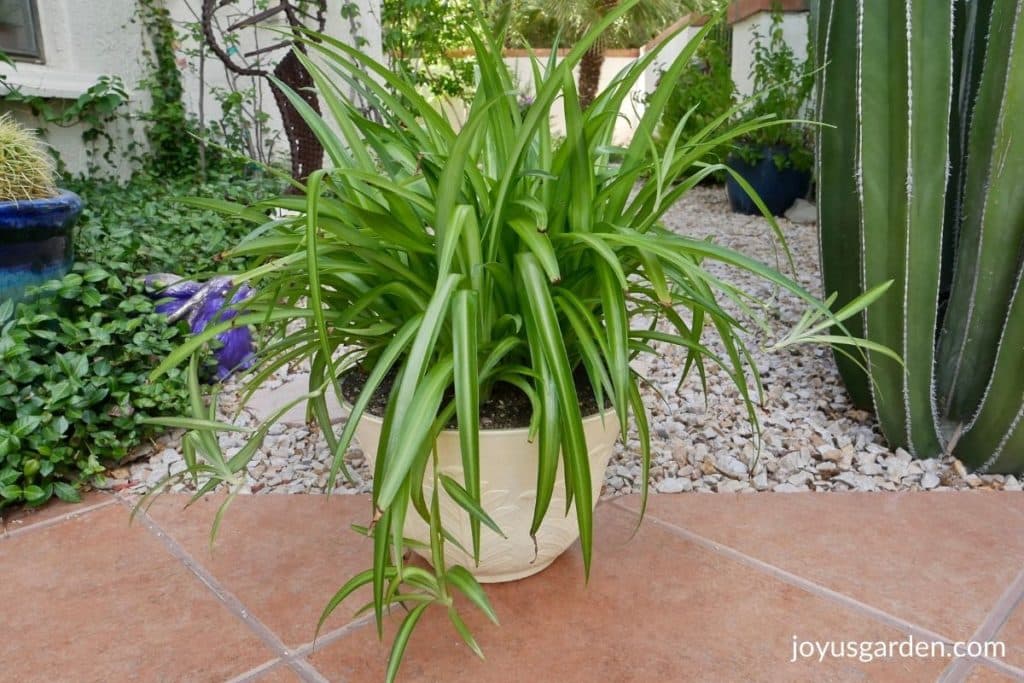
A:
0,265,189,506
0,162,281,508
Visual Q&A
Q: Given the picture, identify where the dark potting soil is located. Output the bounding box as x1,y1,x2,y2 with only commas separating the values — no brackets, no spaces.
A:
340,365,606,430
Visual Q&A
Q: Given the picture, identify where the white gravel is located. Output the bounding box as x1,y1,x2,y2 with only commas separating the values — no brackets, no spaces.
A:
110,186,1018,497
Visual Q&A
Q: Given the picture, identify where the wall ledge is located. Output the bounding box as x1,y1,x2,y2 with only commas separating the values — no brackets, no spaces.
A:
0,63,104,99
728,0,809,24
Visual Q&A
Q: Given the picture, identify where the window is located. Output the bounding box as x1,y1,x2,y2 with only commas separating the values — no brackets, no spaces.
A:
0,0,42,60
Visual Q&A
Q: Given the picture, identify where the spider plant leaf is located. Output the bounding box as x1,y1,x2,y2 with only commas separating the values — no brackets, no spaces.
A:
452,288,483,560
385,602,430,683
377,356,456,509
446,565,499,624
517,252,592,578
439,474,505,539
448,607,485,660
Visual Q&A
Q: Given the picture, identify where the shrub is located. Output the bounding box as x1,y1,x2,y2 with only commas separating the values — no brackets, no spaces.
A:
0,162,281,508
0,264,191,507
655,34,735,181
67,163,283,276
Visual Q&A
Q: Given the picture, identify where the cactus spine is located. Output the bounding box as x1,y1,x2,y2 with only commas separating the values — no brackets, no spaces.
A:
0,115,57,202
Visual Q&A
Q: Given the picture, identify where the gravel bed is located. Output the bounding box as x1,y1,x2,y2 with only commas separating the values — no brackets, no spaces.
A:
112,186,1018,497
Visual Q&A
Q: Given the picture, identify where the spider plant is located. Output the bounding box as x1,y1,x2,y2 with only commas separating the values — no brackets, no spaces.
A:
145,2,891,679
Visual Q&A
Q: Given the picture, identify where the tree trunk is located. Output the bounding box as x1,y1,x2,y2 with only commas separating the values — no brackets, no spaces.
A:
578,0,618,109
578,45,605,109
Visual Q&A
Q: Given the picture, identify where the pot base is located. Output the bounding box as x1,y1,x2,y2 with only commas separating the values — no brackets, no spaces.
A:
354,409,620,583
412,553,557,584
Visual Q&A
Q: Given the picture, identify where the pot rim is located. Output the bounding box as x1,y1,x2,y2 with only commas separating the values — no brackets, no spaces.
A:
342,400,618,437
0,188,82,212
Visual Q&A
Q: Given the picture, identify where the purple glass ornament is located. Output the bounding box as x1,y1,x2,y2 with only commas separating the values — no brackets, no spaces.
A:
146,274,256,382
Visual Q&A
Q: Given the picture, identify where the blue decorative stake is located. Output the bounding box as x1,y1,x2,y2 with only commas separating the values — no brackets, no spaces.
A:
0,190,82,303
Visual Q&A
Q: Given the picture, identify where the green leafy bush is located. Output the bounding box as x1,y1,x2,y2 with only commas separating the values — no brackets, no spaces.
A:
0,163,280,508
68,163,283,275
655,34,735,181
734,8,814,171
0,264,191,507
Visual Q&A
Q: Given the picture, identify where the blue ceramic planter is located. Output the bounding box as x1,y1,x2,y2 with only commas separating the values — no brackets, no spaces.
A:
0,190,81,303
725,146,811,216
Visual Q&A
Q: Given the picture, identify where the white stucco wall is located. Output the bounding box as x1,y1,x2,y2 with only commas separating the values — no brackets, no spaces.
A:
498,52,645,145
643,24,700,95
731,10,808,97
0,0,151,178
0,0,382,178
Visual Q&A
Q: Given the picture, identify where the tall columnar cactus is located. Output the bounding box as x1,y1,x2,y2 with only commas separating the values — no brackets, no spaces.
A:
813,0,1024,473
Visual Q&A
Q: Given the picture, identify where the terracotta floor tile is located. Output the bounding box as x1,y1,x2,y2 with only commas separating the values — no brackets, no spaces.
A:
0,503,272,682
307,504,946,682
965,663,1024,681
0,489,114,536
993,594,1024,669
617,492,1024,641
249,661,306,681
145,493,376,649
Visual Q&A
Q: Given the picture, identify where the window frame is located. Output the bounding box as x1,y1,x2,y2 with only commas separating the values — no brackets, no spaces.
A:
0,0,44,63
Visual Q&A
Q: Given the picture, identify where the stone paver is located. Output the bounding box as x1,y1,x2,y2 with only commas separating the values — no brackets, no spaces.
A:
616,492,1024,642
0,497,274,682
144,493,374,649
2,491,1022,682
993,593,1024,670
247,371,346,427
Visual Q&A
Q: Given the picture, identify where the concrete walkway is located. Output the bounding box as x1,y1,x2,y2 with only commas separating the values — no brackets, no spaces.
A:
2,491,1022,682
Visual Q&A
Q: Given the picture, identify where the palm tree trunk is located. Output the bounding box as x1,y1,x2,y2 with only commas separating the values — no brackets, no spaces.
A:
577,0,619,109
578,45,605,109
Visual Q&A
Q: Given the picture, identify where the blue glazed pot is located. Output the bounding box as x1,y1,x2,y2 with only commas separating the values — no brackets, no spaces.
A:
725,145,811,216
0,190,82,303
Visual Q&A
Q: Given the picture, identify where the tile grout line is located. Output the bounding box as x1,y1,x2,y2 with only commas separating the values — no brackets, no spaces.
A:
609,498,1024,679
115,497,328,683
936,565,1024,683
223,657,284,683
1,496,118,540
291,612,379,658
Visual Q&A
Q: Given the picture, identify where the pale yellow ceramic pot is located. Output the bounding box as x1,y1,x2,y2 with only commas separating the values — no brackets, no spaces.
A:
354,409,620,583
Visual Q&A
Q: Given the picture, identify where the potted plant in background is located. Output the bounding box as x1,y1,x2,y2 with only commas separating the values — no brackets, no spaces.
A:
144,2,889,679
0,115,82,303
726,7,814,216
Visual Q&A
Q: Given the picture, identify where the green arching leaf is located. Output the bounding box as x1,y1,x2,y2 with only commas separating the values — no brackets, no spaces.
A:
439,474,505,539
530,355,561,538
452,290,483,561
517,252,592,578
446,565,499,624
448,607,485,660
596,261,630,432
377,356,456,509
385,602,430,683
139,416,251,433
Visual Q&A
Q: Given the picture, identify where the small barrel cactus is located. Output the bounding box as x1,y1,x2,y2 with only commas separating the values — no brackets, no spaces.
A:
0,114,57,202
